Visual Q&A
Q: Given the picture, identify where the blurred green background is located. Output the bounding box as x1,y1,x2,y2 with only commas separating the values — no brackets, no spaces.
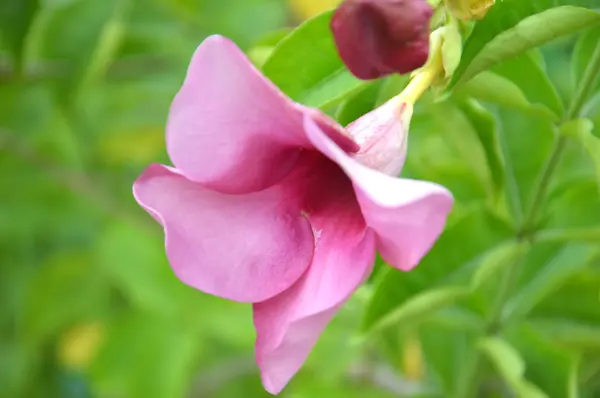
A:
0,1,377,397
2,0,600,397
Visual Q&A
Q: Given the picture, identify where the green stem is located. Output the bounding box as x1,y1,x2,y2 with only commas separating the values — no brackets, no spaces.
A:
568,39,600,119
520,134,567,236
521,38,600,235
486,258,522,332
455,350,483,398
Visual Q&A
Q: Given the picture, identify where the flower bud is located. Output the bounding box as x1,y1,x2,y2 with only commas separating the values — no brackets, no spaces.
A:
331,0,434,80
445,0,494,21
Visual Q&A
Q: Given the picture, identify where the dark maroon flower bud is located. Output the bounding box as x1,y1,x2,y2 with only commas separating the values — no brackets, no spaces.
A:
331,0,434,80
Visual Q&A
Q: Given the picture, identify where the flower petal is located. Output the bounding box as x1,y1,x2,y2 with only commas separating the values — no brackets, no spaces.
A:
347,98,412,176
133,164,315,303
304,116,453,272
253,152,375,394
167,35,357,194
253,225,375,394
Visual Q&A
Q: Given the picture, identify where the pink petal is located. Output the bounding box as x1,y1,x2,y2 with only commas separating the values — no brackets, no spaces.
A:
253,153,376,394
132,164,315,303
347,98,412,176
304,116,453,272
167,35,357,194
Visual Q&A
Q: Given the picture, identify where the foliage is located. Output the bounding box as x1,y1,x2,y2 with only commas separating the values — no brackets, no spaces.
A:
1,0,599,397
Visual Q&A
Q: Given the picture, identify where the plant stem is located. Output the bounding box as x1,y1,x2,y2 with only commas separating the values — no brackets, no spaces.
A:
398,59,442,105
568,39,600,119
521,38,600,236
520,134,567,236
486,257,522,332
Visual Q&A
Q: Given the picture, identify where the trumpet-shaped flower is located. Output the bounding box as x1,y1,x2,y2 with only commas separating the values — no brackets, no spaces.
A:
133,35,453,394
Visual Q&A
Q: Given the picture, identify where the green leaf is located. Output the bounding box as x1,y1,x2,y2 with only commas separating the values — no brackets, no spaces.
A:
406,102,497,202
572,25,600,98
420,327,478,395
247,28,292,67
455,71,558,121
368,287,469,334
40,0,129,100
529,266,600,326
504,244,597,321
95,222,196,317
507,324,581,398
363,206,513,330
545,180,600,229
423,307,484,332
496,108,556,223
335,81,382,126
478,337,548,398
456,99,505,198
470,241,528,291
0,82,54,135
490,51,564,118
375,74,409,107
562,118,600,193
262,11,368,108
90,312,200,398
23,251,109,343
451,3,600,89
0,0,39,71
537,228,600,244
529,318,600,351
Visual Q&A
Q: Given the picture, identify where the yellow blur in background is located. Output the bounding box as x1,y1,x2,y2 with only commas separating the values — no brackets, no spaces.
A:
290,0,343,19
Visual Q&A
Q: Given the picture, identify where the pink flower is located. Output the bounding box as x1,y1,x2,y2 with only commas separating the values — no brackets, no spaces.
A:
133,36,453,394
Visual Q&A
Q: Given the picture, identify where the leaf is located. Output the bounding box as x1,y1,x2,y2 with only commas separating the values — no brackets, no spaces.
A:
247,28,292,67
562,118,600,193
456,99,505,198
335,81,382,126
90,312,200,398
262,11,369,108
368,287,469,334
470,241,528,291
496,108,556,222
0,82,54,135
455,71,558,121
375,74,409,107
423,307,484,332
39,0,129,100
507,324,581,398
478,337,548,398
420,327,479,395
529,318,600,351
537,228,600,244
451,3,600,89
301,295,367,383
363,206,513,330
23,251,109,343
572,24,600,97
408,102,497,202
490,51,564,118
529,267,600,326
77,1,130,94
504,244,597,322
545,180,600,229
95,222,187,316
0,0,39,71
